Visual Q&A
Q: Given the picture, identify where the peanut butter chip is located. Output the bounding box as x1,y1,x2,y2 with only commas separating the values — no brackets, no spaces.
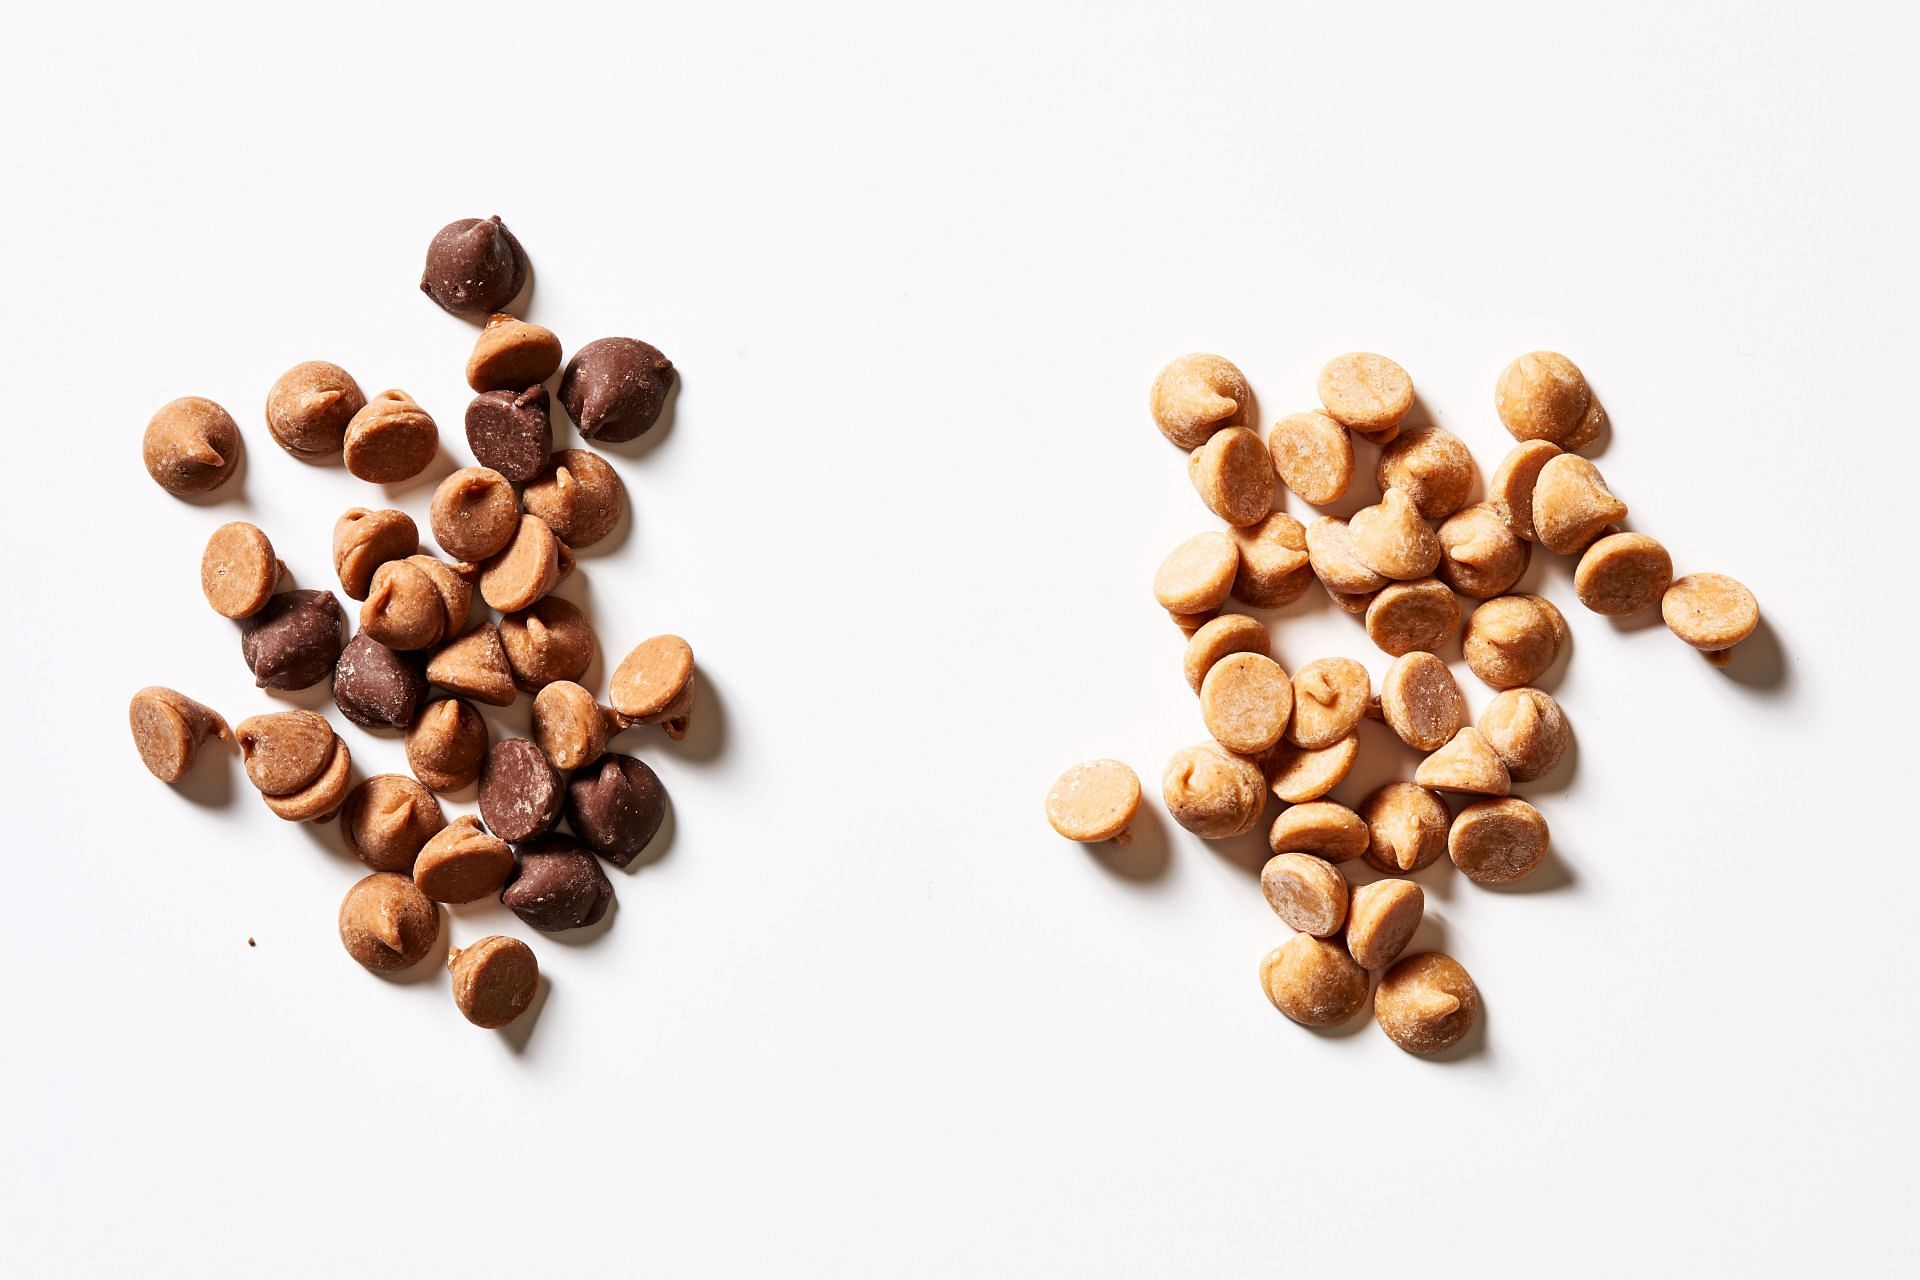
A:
1376,953,1479,1055
406,697,490,793
1478,687,1568,781
479,515,561,614
1364,579,1460,657
500,597,597,692
1662,572,1759,658
267,361,364,459
1317,353,1413,434
344,389,438,484
1346,880,1424,970
610,634,697,738
522,449,626,549
1487,440,1560,542
129,687,229,783
338,873,440,973
1414,727,1510,796
1378,426,1475,520
1260,933,1370,1027
1464,594,1566,689
236,710,336,796
1188,426,1276,526
412,815,515,904
1266,734,1358,804
1200,652,1294,756
1045,759,1142,842
1230,513,1314,607
341,774,446,873
1361,782,1449,874
1380,651,1467,751
1162,742,1267,839
1151,353,1251,449
466,313,563,392
200,522,281,619
1182,614,1270,693
1305,516,1389,597
361,559,453,650
1575,532,1672,615
1287,658,1369,749
1348,488,1442,580
1267,411,1354,505
1267,801,1369,861
1436,503,1530,599
1496,352,1604,449
1260,853,1349,936
143,396,242,496
1532,454,1627,554
332,507,420,601
532,681,617,772
449,935,539,1029
427,623,516,706
262,736,352,823
1449,797,1549,884
1153,532,1240,616
430,467,520,562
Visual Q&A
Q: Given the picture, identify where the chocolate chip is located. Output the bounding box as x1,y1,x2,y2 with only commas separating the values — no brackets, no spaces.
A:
477,738,563,843
465,386,552,482
566,753,666,867
420,215,529,320
501,836,613,933
239,590,344,691
333,633,426,731
558,337,675,443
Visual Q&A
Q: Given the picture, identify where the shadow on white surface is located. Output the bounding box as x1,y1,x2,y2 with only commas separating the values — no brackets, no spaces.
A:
1087,799,1171,883
1718,615,1788,693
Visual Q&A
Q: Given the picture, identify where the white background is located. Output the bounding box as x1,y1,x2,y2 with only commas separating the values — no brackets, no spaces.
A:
3,1,1915,1274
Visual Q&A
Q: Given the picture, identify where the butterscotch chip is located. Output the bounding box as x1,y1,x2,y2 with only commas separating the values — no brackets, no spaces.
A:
532,680,624,772
1195,652,1289,755
610,634,697,739
1169,610,1216,635
430,467,519,562
409,554,474,634
1380,652,1466,751
1305,516,1388,597
129,687,229,783
1327,588,1377,614
1346,879,1424,970
1317,353,1413,434
1496,352,1604,449
1478,687,1567,781
479,514,561,613
143,396,242,496
1378,426,1474,520
1436,503,1529,599
343,389,438,484
332,507,419,601
341,774,447,873
466,313,563,392
1267,411,1353,505
1450,797,1548,884
1532,454,1627,554
1365,579,1460,657
361,559,452,650
522,449,625,549
1571,531,1669,616
1361,782,1448,874
427,623,516,706
1266,734,1358,804
1163,742,1266,839
1287,658,1369,749
1045,759,1141,842
500,597,597,693
1182,614,1270,693
267,361,364,459
200,522,282,619
1187,426,1275,526
1150,354,1251,449
1267,801,1368,861
1662,572,1759,661
338,873,440,973
1261,853,1349,937
1230,513,1313,607
261,735,352,822
1464,594,1566,689
1153,532,1239,616
406,697,490,792
235,710,336,796
1376,952,1479,1055
1487,440,1560,542
1260,933,1370,1027
449,935,539,1029
1415,727,1510,795
1348,488,1441,581
413,815,516,904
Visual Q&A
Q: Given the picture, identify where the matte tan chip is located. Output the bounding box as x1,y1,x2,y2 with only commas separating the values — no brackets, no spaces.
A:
1153,532,1239,617
1449,797,1549,884
1045,759,1142,843
1267,411,1354,505
1151,354,1251,449
1437,503,1530,599
1260,853,1349,937
1346,879,1424,970
1200,652,1293,756
1348,487,1442,581
1662,572,1759,664
1317,353,1413,435
1267,801,1369,861
1260,933,1370,1027
1376,952,1479,1055
1364,578,1460,657
1230,513,1314,608
1287,658,1369,749
1379,651,1466,752
1377,425,1474,520
1360,782,1448,874
1266,734,1358,804
1162,742,1267,839
1182,614,1270,693
1477,687,1568,782
1575,532,1672,616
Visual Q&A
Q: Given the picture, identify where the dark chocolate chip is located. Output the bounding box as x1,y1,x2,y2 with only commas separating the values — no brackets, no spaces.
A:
333,633,426,731
501,836,613,933
240,590,345,692
566,753,666,867
420,215,529,320
558,338,675,443
477,738,563,843
465,386,552,483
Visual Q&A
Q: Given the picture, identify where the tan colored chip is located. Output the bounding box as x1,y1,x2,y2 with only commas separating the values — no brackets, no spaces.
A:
532,680,619,773
1287,658,1369,749
1230,513,1314,608
1200,652,1293,756
1162,742,1266,839
1360,781,1448,874
1305,516,1389,597
479,515,562,614
413,816,516,904
1266,734,1358,804
1449,797,1548,884
1346,879,1424,970
129,687,229,783
1377,425,1474,520
1267,801,1368,861
427,623,516,706
201,522,281,619
1182,614,1270,693
332,507,419,601
1376,952,1479,1055
1575,532,1671,616
1267,411,1354,506
1045,759,1141,843
1532,454,1626,554
1188,426,1275,526
1437,503,1530,599
430,467,520,563
1495,352,1604,449
1487,440,1560,542
1364,578,1460,657
500,597,598,693
1151,353,1251,449
1260,933,1370,1027
1464,594,1566,689
406,697,490,793
262,735,352,822
1478,687,1568,782
1662,572,1759,659
1317,353,1413,434
341,773,446,873
610,634,696,739
1414,727,1510,796
1260,853,1349,937
467,313,563,392
1153,532,1239,616
522,449,626,549
1379,651,1466,751
1348,487,1441,581
235,710,336,796
343,389,438,484
361,559,451,650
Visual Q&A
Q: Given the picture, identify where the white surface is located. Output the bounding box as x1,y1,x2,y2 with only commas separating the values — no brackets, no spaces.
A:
3,1,1916,1274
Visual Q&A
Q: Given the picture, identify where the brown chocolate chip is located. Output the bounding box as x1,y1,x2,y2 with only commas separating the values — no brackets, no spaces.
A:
143,396,242,496
406,697,490,793
266,361,364,459
412,815,515,904
501,836,613,933
609,634,695,739
344,389,438,484
566,753,666,867
499,596,596,693
479,515,561,613
129,687,229,782
558,337,675,443
426,622,516,706
420,216,529,320
448,935,538,1028
339,873,440,973
200,522,282,619
467,313,562,392
465,386,552,482
239,590,344,691
429,466,519,562
332,507,419,601
332,633,426,731
235,710,336,795
521,448,625,549
477,738,564,843
341,773,446,873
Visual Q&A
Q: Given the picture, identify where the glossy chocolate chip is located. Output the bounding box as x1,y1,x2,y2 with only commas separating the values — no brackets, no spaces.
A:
239,590,344,691
566,753,666,867
333,633,426,731
420,215,529,320
465,386,552,483
501,836,613,933
477,738,563,843
558,337,675,443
